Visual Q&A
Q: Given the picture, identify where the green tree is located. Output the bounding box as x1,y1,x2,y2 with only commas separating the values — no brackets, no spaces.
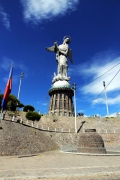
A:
23,105,35,112
0,94,24,111
7,94,24,111
17,103,24,108
26,111,41,121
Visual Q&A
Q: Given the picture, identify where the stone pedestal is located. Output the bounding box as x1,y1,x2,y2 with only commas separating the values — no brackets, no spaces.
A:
78,129,106,154
48,80,74,116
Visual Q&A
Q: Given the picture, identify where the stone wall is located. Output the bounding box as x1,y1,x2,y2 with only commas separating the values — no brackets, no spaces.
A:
101,133,120,148
0,120,59,156
47,131,120,148
0,119,120,156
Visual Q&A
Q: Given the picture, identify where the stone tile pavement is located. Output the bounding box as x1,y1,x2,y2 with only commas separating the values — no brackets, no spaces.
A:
0,150,120,180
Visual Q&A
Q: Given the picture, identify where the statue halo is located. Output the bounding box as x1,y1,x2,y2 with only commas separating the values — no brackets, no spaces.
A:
63,36,71,43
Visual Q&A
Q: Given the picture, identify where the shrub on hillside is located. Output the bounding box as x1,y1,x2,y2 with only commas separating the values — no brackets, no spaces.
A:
23,105,35,112
26,111,41,121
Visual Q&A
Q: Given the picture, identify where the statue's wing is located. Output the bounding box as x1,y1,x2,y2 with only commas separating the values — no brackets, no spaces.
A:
68,48,73,64
46,45,55,52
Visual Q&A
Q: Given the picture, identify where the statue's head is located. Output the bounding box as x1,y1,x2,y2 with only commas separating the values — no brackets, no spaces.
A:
63,36,71,44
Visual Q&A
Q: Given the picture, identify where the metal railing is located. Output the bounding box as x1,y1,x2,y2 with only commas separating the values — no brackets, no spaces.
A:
3,115,120,134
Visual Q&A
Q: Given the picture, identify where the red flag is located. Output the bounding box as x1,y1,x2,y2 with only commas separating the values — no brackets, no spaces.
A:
2,64,13,110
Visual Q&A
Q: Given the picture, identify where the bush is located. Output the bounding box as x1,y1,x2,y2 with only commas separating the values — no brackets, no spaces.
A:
7,94,24,111
26,111,41,121
23,105,35,112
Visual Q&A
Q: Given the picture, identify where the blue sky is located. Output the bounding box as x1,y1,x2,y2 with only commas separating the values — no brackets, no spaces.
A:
0,0,120,116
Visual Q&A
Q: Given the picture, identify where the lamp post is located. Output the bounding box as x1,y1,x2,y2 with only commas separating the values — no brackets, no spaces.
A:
17,72,24,100
103,81,109,116
72,83,77,133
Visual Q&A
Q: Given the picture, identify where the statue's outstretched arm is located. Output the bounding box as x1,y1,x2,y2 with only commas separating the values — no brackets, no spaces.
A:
46,45,55,52
68,48,74,64
46,41,58,53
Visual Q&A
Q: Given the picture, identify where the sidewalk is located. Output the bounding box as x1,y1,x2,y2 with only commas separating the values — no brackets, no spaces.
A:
0,150,120,180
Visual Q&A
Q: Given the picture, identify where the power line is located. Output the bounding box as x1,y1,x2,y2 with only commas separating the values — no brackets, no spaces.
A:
82,68,120,111
81,62,120,89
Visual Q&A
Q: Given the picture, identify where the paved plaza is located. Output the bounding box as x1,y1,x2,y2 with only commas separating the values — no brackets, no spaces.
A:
0,150,120,180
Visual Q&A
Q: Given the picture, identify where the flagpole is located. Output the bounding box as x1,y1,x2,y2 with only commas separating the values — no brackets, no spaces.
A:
17,72,24,100
9,63,13,79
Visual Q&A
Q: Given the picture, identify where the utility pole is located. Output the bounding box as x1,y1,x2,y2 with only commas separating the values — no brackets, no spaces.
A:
17,72,24,100
103,81,109,116
73,83,77,133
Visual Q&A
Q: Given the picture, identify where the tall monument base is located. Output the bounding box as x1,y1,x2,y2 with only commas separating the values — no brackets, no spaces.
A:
48,80,74,116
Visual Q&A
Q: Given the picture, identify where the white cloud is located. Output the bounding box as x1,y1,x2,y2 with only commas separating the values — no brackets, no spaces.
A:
1,57,13,71
69,51,120,107
81,57,120,95
1,57,27,72
3,76,8,83
37,101,47,106
1,57,28,83
3,74,20,84
37,101,41,104
109,112,120,117
0,5,10,30
70,52,120,95
42,103,47,106
94,95,120,105
20,0,79,23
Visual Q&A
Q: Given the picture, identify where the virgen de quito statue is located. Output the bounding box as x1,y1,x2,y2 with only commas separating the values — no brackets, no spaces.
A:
46,36,75,116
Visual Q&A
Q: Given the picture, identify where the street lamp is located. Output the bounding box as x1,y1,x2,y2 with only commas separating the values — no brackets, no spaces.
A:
103,81,109,116
72,83,77,133
17,72,24,100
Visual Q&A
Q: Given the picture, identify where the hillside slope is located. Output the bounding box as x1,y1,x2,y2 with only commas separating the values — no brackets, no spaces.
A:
19,112,120,132
0,120,59,156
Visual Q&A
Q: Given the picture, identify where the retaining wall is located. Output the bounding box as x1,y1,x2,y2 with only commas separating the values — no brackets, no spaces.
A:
0,117,120,156
0,120,59,156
